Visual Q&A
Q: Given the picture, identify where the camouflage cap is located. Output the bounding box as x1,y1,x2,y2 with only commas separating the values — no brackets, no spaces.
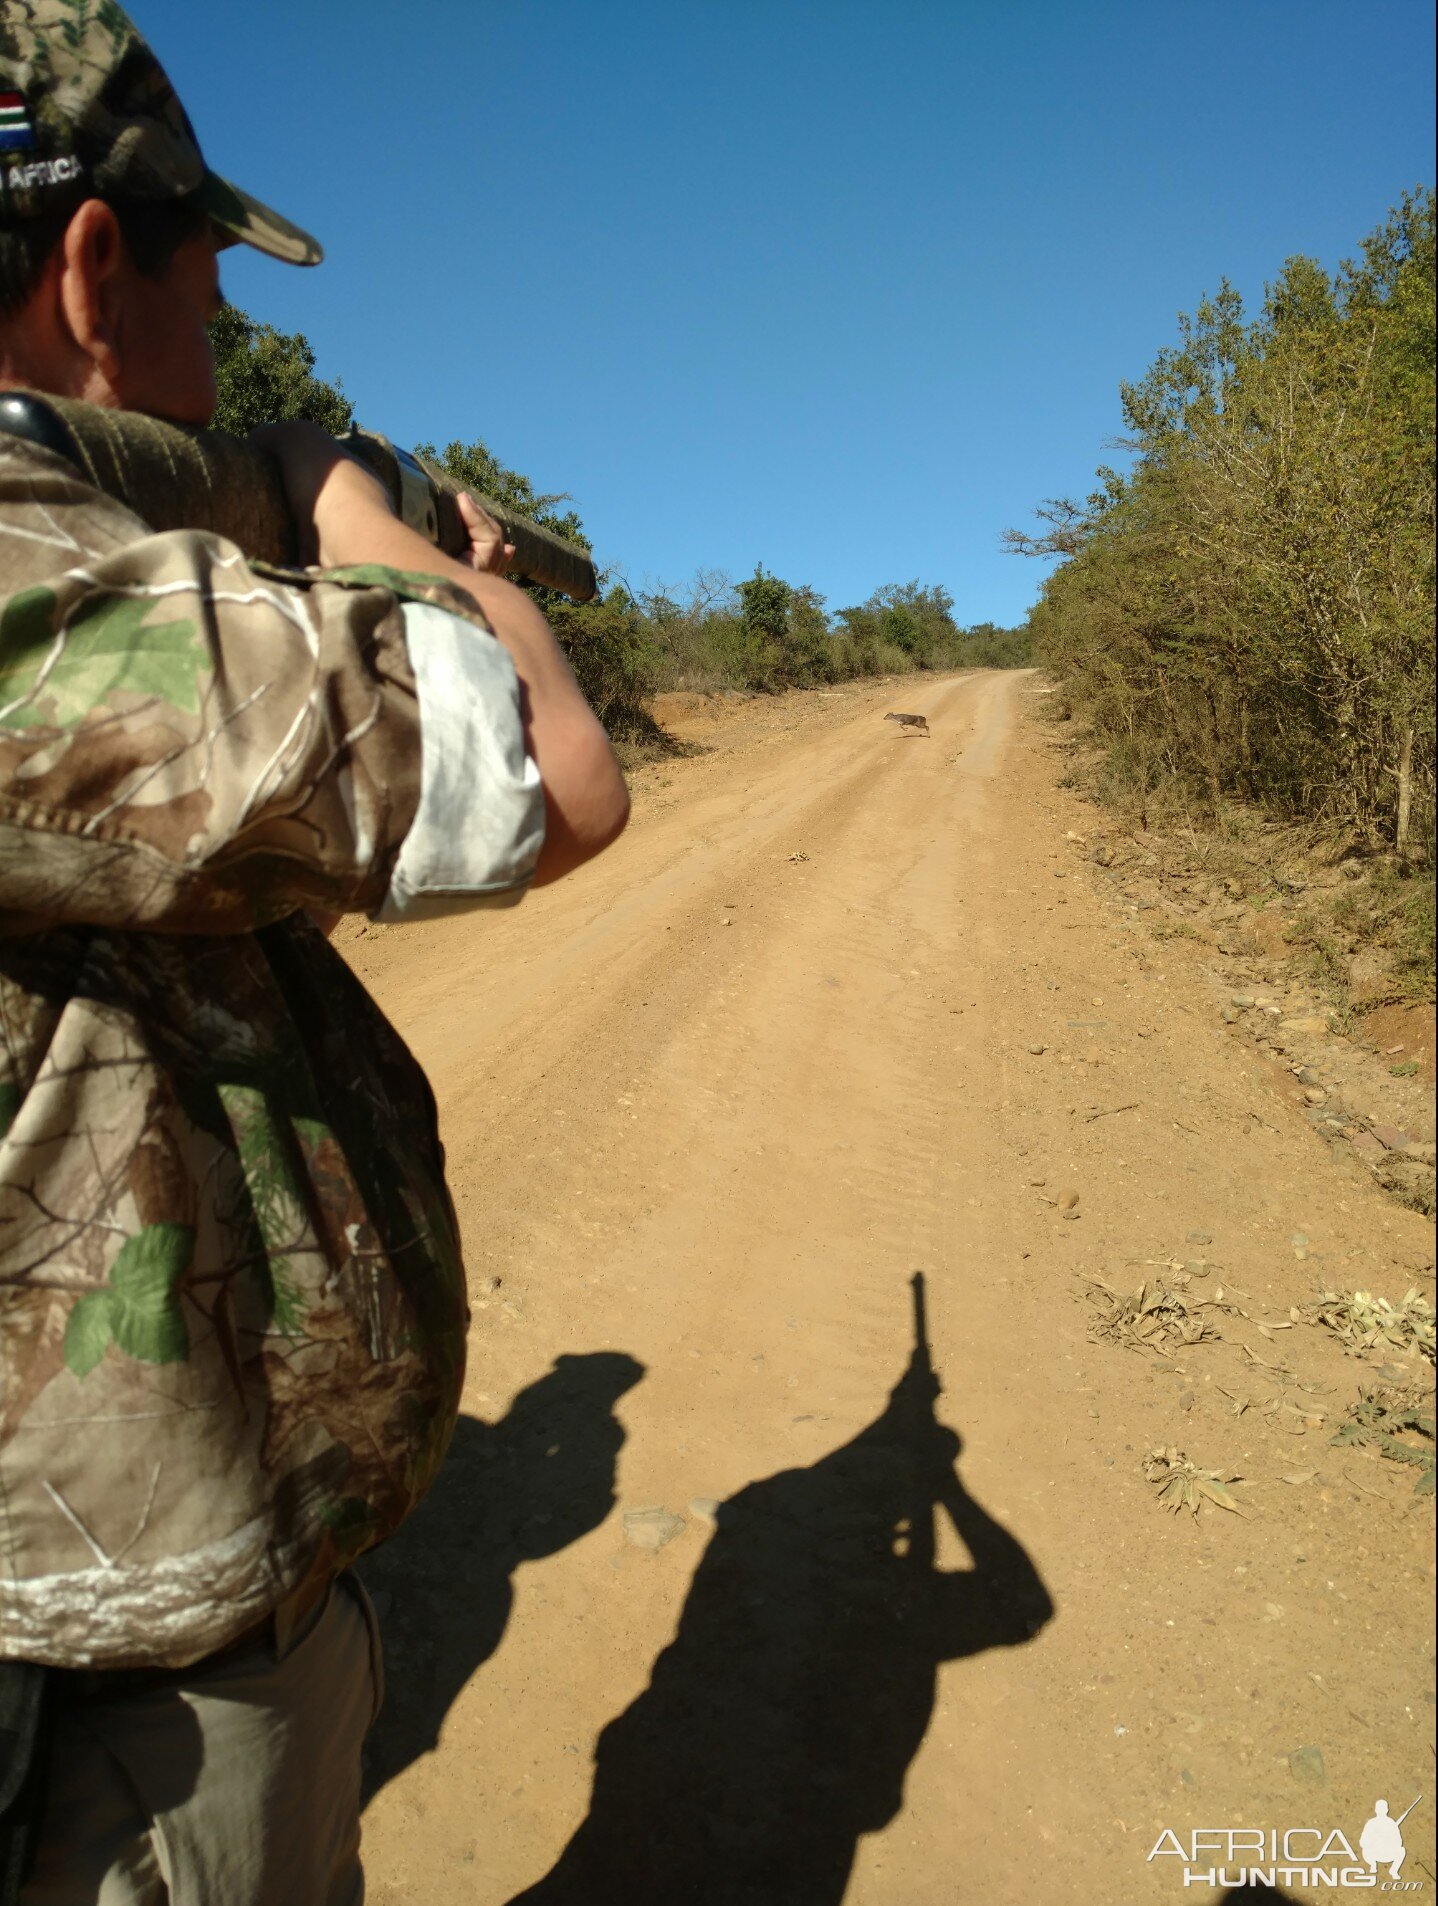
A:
0,0,322,264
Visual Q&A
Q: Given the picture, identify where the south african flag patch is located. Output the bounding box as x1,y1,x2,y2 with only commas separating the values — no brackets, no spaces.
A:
0,92,36,152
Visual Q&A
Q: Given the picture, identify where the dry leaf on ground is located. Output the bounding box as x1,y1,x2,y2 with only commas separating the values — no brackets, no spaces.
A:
1143,1445,1250,1518
1301,1287,1436,1362
1084,1276,1224,1355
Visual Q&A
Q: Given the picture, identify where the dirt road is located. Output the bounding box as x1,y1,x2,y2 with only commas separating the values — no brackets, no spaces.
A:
345,670,1435,1906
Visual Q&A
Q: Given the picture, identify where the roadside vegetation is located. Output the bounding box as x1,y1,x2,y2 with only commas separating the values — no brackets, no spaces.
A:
209,311,1028,746
1009,189,1436,1002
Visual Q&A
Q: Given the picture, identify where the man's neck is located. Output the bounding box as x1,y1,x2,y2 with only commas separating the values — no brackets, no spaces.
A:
0,329,112,407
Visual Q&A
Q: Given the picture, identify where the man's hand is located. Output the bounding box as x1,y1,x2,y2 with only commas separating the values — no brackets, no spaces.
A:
456,491,517,576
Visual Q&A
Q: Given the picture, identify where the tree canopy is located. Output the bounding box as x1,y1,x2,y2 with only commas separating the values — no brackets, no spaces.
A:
209,304,354,437
1011,188,1435,857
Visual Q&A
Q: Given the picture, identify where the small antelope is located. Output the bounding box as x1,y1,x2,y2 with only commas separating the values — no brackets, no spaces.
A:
884,711,931,737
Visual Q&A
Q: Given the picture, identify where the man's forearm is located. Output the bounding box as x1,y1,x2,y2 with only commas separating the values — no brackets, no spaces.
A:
320,506,629,883
318,506,587,733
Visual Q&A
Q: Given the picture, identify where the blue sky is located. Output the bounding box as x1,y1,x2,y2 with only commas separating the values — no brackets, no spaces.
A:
148,1,1433,626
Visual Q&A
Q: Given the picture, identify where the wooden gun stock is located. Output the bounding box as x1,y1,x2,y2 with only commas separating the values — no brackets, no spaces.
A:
0,390,598,604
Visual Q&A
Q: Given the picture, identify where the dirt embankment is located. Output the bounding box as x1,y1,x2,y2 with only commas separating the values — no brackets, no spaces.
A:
338,670,1434,1906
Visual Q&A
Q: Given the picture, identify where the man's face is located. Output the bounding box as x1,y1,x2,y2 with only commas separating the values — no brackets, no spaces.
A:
111,227,223,425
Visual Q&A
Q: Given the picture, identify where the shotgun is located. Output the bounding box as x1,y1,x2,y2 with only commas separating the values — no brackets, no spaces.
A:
0,389,598,603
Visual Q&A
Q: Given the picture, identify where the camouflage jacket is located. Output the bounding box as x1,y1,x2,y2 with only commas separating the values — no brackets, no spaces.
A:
0,435,544,1669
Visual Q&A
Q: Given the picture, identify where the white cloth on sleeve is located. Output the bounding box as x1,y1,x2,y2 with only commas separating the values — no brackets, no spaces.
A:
374,601,545,920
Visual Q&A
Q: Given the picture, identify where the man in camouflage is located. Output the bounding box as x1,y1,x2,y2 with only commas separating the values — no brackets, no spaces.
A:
0,3,629,1899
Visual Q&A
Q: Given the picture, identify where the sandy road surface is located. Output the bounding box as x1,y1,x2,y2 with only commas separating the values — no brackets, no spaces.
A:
344,671,1434,1906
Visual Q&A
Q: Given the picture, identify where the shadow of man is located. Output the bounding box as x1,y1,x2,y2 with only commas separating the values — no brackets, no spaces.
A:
360,1349,644,1803
508,1275,1054,1905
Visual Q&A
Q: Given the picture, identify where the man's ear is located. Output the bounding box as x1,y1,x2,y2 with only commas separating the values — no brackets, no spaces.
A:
56,199,126,390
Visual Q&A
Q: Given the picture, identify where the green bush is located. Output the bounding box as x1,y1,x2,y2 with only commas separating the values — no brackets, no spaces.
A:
546,589,663,739
1012,189,1435,859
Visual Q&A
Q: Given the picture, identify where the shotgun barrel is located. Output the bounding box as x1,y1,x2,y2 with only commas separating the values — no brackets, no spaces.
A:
0,389,598,603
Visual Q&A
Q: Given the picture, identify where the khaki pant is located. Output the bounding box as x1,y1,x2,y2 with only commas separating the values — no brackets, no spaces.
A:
21,1576,383,1906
